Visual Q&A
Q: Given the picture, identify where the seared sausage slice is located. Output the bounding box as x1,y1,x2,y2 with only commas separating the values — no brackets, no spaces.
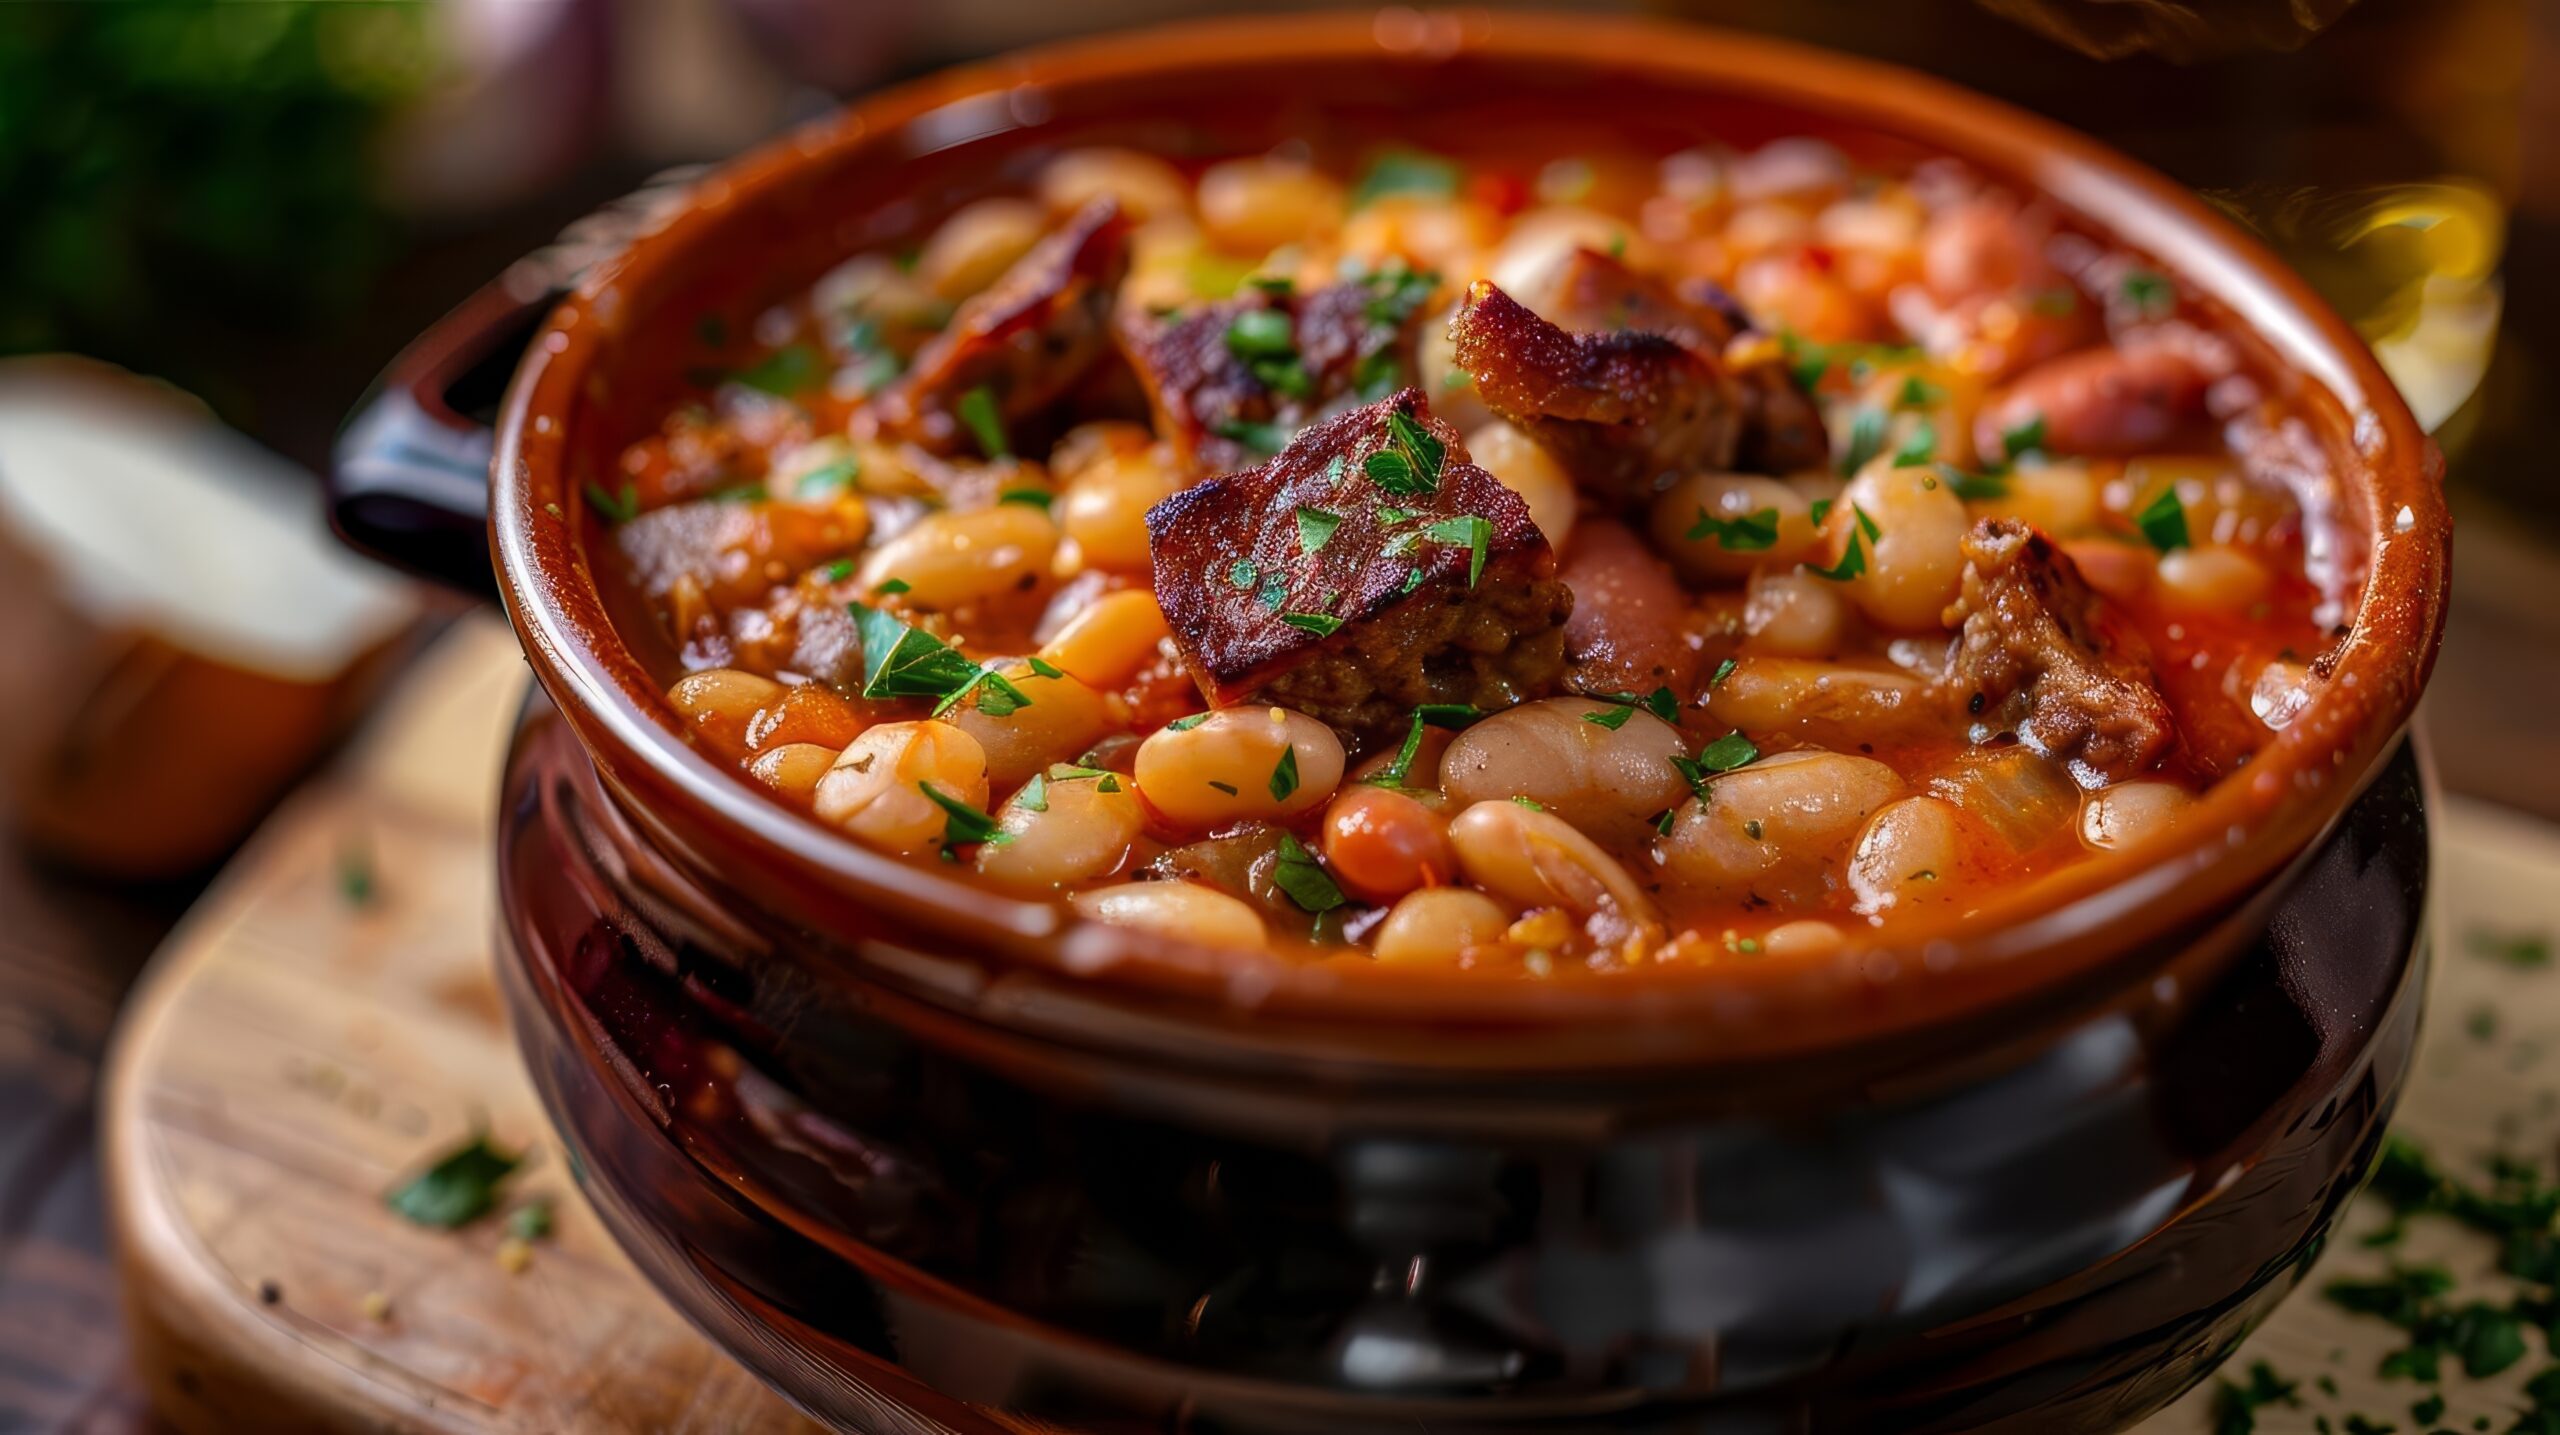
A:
1941,518,2177,785
1972,324,2226,459
1554,519,1699,699
1119,273,1437,476
1541,248,1830,475
1448,279,1742,503
874,199,1131,454
1145,389,1572,740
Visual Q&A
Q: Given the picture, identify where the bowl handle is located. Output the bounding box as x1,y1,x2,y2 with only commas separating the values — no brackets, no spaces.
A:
329,166,708,594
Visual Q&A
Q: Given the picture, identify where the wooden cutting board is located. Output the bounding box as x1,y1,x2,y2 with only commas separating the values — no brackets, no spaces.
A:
97,616,2560,1433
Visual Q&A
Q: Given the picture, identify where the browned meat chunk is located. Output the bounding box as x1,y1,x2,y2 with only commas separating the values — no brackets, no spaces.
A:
1973,324,2226,459
1145,389,1571,739
1118,267,1438,475
1555,519,1699,698
873,199,1131,454
614,499,862,607
1942,518,2177,784
1448,279,1741,503
1542,248,1829,475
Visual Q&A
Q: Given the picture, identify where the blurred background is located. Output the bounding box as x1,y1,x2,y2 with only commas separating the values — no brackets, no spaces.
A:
0,0,2550,1428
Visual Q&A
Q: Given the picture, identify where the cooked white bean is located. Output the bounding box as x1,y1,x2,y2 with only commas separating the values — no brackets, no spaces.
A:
1466,420,1578,550
1651,473,1818,582
1036,589,1171,691
2079,780,2194,851
1134,707,1343,829
913,198,1048,301
1976,460,2099,535
1654,750,1904,904
942,662,1116,792
856,503,1059,610
1372,888,1512,966
1848,796,1971,915
1056,445,1183,573
1037,148,1190,224
1489,206,1645,303
1340,196,1500,275
1447,800,1662,927
1761,919,1845,959
2154,544,2271,614
668,669,785,751
1074,881,1266,950
746,742,840,804
1196,157,1343,253
1418,301,1492,433
1439,697,1690,848
814,722,990,856
1740,569,1850,658
1829,460,1972,632
977,770,1147,893
1704,659,1942,749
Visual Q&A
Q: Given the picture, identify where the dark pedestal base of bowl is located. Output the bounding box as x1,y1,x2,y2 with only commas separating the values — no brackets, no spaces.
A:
496,690,2428,1435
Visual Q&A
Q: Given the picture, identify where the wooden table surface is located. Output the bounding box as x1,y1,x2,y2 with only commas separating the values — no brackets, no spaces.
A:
3,485,2555,1432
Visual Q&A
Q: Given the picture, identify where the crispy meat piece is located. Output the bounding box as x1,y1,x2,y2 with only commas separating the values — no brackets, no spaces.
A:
874,199,1131,454
1941,518,2178,785
1448,279,1742,503
1145,389,1571,739
1541,248,1830,475
1119,272,1435,476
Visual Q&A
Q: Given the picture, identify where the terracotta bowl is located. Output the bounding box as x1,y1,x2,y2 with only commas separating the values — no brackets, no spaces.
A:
382,12,2448,1431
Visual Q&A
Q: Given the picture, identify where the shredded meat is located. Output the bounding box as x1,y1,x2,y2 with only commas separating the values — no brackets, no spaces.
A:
874,199,1131,454
1144,389,1571,740
1448,279,1742,503
1941,518,2178,785
1118,273,1435,476
1540,248,1830,475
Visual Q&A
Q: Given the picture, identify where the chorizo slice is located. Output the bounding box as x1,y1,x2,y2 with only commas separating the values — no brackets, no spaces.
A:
874,198,1132,454
1940,518,2178,785
1144,389,1572,741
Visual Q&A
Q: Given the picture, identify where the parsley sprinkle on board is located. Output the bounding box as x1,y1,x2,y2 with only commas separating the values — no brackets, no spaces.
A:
386,1134,520,1229
957,385,1010,459
2469,928,2553,968
1686,506,1781,551
2136,486,2192,552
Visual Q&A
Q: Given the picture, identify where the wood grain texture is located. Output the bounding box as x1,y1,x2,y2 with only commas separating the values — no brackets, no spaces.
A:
100,616,814,1435
94,616,2560,1433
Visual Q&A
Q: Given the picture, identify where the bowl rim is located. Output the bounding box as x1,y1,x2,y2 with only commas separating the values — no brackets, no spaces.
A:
487,9,2449,1068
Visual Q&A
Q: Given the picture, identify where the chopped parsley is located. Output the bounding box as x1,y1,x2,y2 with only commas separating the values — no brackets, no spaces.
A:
1165,712,1212,731
873,576,910,595
997,487,1054,510
2210,1361,2301,1434
2000,414,2048,462
1349,147,1462,209
956,385,1010,459
835,315,904,390
707,482,767,504
1269,748,1301,801
851,604,984,702
2121,269,2175,317
731,343,823,397
1512,796,1545,810
1018,772,1050,813
1891,419,1938,467
1697,731,1760,772
1228,558,1259,590
821,558,857,583
1933,462,2012,501
1895,374,1944,409
1367,703,1482,788
1296,506,1343,554
1709,657,1738,687
2467,927,2551,968
387,1134,520,1229
795,455,860,499
920,781,1009,848
948,664,1036,719
1272,832,1346,913
584,481,640,524
1583,687,1681,731
2136,486,2192,552
1686,506,1781,551
1359,261,1442,331
1212,417,1291,454
1808,504,1882,582
1423,514,1492,586
505,1199,554,1241
1837,405,1887,475
1365,409,1448,496
1352,346,1404,400
1280,612,1344,638
1224,306,1311,397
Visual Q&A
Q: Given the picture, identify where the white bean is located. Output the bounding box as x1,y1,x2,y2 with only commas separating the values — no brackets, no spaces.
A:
1074,881,1267,950
1439,697,1691,848
1830,460,1972,632
856,503,1060,610
1654,750,1904,904
977,770,1146,893
942,662,1116,792
1133,707,1344,830
1447,800,1662,928
1651,473,1818,582
1741,569,1851,658
814,722,990,856
1372,888,1512,966
1847,796,1971,915
2079,780,2193,850
1466,421,1578,550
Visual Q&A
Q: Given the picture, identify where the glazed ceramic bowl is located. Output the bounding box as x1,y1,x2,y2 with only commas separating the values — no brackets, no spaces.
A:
352,12,2448,1431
